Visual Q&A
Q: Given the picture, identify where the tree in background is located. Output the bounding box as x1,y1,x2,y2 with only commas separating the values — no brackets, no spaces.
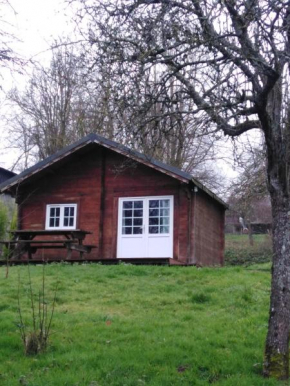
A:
6,42,226,194
7,46,83,160
71,0,290,379
228,146,269,243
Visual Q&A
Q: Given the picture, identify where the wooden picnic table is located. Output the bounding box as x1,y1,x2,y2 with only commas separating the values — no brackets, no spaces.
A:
0,229,95,260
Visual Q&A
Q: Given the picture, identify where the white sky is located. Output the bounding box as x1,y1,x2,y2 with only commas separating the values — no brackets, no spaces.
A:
6,0,72,61
0,0,75,168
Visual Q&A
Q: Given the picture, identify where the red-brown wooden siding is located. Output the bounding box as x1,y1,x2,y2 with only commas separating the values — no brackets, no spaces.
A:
190,190,225,266
16,145,225,265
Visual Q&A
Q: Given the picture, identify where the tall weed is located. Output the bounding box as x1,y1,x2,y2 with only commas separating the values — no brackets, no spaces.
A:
17,265,58,355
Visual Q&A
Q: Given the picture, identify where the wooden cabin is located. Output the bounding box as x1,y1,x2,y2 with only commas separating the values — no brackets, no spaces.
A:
0,134,227,265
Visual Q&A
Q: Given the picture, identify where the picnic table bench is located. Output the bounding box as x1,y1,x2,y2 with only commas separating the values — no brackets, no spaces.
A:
0,229,96,260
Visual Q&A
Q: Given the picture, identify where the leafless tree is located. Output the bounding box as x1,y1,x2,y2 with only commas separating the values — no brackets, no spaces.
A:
71,0,290,379
6,42,226,194
5,43,117,162
228,146,268,243
7,46,84,160
79,39,227,190
115,69,224,183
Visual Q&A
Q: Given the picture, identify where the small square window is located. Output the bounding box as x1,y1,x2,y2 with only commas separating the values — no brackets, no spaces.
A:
46,204,77,230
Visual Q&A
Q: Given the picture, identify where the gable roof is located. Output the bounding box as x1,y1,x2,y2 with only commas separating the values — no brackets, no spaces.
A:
0,133,227,208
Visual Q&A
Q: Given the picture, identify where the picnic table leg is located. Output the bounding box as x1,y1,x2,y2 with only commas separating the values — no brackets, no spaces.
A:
79,239,84,259
65,241,72,260
66,248,72,260
13,242,25,260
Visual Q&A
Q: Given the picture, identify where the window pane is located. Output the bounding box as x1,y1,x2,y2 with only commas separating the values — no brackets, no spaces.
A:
149,217,159,225
123,201,133,209
160,217,169,225
134,201,143,208
55,208,60,216
134,209,143,217
160,199,169,207
122,218,132,226
50,208,55,216
133,227,142,234
149,200,159,208
122,227,132,235
64,218,68,226
70,207,74,216
149,226,159,234
55,218,60,227
124,210,133,218
149,209,159,217
69,218,74,227
134,218,142,226
160,226,169,234
64,207,69,216
49,218,54,227
160,209,169,217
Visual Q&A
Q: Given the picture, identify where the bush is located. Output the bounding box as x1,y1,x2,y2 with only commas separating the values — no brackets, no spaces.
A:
225,234,272,266
0,201,8,240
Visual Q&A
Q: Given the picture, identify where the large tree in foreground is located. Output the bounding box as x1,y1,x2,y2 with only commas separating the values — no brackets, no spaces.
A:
72,0,290,379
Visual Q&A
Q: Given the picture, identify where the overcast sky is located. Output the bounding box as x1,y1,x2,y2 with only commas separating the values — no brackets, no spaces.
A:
0,0,75,169
6,0,72,62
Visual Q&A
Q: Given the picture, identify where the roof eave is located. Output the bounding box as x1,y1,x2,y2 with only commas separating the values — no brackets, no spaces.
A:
191,177,228,209
0,141,91,194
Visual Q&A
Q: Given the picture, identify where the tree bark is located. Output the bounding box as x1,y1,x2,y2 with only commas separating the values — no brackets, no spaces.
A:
261,64,290,379
263,192,290,379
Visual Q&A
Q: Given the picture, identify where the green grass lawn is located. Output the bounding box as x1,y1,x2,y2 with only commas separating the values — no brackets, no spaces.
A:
0,263,283,386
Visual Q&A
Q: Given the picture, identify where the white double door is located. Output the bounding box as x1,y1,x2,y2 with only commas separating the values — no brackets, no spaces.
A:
117,196,174,258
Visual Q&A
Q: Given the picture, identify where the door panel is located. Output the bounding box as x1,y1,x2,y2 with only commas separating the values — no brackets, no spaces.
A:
118,199,146,258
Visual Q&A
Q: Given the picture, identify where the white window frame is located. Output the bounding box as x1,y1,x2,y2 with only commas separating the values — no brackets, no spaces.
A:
45,204,77,230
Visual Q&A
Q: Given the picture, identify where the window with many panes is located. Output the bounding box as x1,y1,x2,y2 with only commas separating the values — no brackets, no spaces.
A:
45,204,77,230
122,200,143,235
148,199,170,234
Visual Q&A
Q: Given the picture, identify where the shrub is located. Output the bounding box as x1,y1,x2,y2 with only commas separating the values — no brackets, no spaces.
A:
0,201,8,240
225,234,272,266
9,206,17,232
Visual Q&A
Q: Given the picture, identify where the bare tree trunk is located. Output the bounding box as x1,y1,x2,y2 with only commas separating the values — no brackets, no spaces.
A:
263,192,290,379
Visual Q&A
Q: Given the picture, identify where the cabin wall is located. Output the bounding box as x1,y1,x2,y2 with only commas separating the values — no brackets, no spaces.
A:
16,147,191,262
15,147,225,264
190,190,225,266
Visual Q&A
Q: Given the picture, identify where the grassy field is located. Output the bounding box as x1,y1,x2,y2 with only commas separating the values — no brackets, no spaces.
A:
225,234,273,265
0,262,283,386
